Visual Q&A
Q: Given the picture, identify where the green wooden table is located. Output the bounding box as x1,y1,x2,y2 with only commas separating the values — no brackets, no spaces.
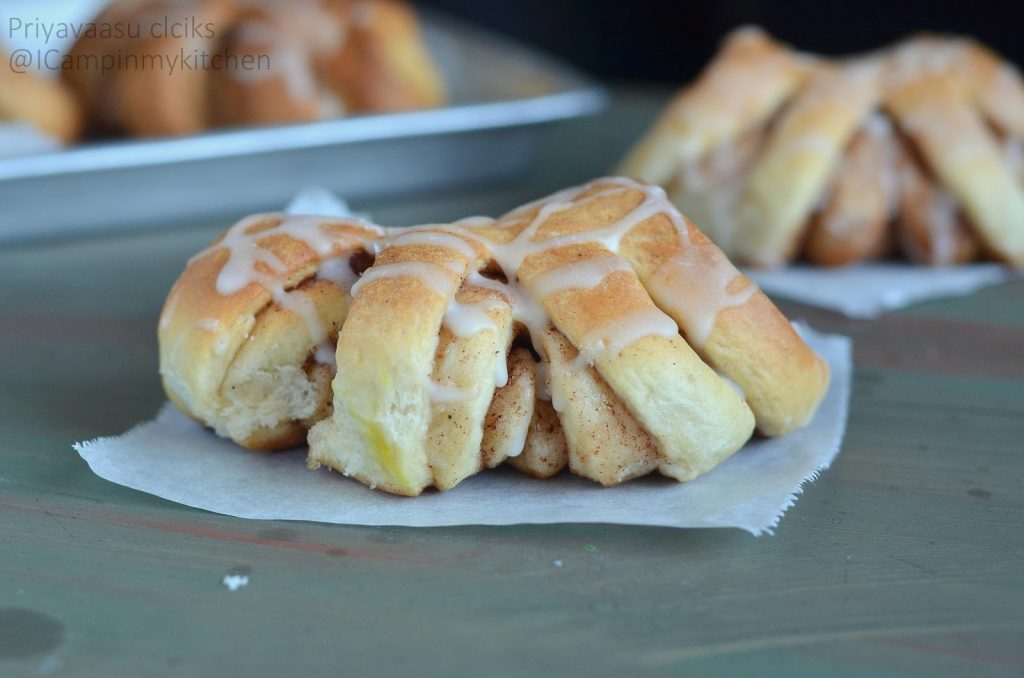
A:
2,90,1023,677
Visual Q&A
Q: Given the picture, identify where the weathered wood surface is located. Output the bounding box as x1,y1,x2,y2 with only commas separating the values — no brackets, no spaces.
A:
1,90,1022,677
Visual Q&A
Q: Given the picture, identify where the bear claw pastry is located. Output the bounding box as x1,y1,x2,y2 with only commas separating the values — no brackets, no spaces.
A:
160,178,830,495
620,27,1024,268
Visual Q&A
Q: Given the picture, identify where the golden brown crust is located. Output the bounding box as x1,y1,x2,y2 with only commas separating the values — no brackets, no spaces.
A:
885,73,1024,265
165,178,830,495
425,280,516,490
62,0,446,138
507,397,568,479
663,127,766,259
59,0,161,131
609,188,829,437
893,146,980,266
805,120,896,266
735,59,885,267
159,213,383,450
621,28,1024,269
319,0,446,112
112,0,240,136
541,326,658,486
0,56,83,143
209,5,330,128
480,347,535,468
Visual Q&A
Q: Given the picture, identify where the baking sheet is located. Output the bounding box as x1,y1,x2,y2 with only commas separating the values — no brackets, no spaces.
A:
0,13,605,242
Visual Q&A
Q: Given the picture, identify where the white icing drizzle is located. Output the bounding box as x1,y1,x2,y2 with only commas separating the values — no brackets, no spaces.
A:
466,274,549,395
533,355,552,406
443,297,503,338
493,352,510,390
350,261,457,298
576,309,680,361
441,289,512,388
196,178,753,403
547,361,567,414
197,318,220,332
527,255,631,299
196,213,378,293
193,213,381,364
228,0,358,111
426,379,472,404
316,255,358,289
314,344,337,367
382,229,479,263
230,20,320,105
648,246,755,349
465,272,549,343
567,350,593,374
465,178,747,394
488,180,688,283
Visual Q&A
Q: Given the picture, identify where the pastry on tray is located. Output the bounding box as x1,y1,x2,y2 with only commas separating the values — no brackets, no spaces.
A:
62,0,446,138
0,48,83,144
620,27,1024,268
159,177,830,496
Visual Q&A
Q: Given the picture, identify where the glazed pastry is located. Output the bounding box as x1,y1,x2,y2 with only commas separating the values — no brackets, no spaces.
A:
0,52,83,144
63,0,446,137
161,178,830,495
621,28,1024,268
159,213,384,449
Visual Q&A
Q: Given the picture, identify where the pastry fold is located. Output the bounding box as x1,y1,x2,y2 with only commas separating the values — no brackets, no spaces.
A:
159,214,383,449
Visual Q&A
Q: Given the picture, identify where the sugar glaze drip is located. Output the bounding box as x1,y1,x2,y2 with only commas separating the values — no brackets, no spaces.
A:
189,213,384,364
192,178,756,404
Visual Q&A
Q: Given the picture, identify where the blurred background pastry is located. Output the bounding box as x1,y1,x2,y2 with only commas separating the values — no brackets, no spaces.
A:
620,28,1024,268
58,0,446,138
0,45,82,146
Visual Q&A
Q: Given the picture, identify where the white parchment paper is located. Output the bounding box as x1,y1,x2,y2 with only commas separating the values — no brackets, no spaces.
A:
746,263,1014,319
75,326,851,535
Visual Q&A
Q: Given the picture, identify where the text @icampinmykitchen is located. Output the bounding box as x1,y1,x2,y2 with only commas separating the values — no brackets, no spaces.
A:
7,16,271,76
